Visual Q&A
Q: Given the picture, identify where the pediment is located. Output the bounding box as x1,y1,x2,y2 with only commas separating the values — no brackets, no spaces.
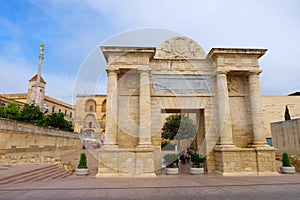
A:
154,37,206,59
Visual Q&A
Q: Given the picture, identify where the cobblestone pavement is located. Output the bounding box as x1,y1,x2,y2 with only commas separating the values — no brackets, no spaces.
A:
0,151,299,200
0,166,300,199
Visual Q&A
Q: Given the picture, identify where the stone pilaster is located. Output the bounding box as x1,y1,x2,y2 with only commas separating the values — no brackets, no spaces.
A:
216,71,235,147
248,71,268,146
103,69,118,149
137,67,153,149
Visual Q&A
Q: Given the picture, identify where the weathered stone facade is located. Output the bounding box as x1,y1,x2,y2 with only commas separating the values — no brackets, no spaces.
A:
74,94,106,141
96,37,278,177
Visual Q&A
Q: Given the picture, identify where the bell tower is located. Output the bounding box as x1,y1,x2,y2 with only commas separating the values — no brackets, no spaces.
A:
28,44,46,108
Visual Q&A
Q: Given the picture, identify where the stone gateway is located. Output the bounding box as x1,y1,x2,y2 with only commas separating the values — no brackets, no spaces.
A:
96,37,277,177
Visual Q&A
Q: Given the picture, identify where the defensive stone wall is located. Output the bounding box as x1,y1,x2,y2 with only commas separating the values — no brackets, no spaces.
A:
0,118,81,164
271,118,300,155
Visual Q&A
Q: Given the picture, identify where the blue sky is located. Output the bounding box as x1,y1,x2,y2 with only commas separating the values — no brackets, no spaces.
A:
1,0,299,104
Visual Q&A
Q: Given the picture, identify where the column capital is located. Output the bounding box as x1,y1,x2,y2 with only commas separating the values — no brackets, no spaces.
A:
106,68,119,74
216,70,229,76
138,65,151,73
248,70,262,76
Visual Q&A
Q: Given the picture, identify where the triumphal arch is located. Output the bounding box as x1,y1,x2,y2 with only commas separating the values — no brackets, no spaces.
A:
96,37,277,177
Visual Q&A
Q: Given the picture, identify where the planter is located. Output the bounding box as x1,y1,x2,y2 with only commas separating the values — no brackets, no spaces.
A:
280,166,296,174
190,167,204,175
75,168,89,175
166,167,179,175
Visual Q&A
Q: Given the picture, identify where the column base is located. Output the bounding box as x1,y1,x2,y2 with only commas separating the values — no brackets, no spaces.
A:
100,144,118,150
96,172,156,178
136,144,154,151
214,171,279,176
249,143,270,148
214,144,237,150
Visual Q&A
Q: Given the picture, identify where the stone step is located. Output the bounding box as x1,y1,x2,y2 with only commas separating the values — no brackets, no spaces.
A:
28,168,72,182
14,166,68,183
0,165,72,185
42,170,72,181
0,165,55,185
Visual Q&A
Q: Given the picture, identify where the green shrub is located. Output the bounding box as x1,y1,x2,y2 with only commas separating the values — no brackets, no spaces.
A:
284,105,291,121
191,153,206,168
163,153,178,168
77,153,88,169
282,152,291,167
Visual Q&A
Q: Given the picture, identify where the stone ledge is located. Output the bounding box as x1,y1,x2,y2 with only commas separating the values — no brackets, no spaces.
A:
215,171,279,176
96,172,156,178
98,147,156,153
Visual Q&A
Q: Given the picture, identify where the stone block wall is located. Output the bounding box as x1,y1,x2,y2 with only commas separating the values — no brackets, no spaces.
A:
97,149,156,177
0,118,81,164
229,96,252,148
214,147,277,175
271,118,300,155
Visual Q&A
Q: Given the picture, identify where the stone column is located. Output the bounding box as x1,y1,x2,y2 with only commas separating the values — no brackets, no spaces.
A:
248,71,267,146
103,69,118,149
137,67,153,149
216,71,234,147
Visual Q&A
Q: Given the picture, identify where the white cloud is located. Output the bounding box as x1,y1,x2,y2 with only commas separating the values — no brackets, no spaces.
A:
0,56,75,104
43,73,75,104
2,0,299,103
0,58,35,93
85,0,300,95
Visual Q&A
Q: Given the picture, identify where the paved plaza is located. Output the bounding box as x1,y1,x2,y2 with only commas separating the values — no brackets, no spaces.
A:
0,163,300,200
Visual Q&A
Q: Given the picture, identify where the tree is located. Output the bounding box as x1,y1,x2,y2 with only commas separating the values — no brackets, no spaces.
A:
0,106,4,118
285,105,291,121
42,112,73,131
3,103,20,120
0,103,73,132
19,104,44,124
162,114,181,140
161,114,197,150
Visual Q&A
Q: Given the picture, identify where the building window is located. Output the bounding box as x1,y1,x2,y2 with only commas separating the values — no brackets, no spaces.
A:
52,106,55,113
89,105,94,112
266,138,273,146
85,131,92,138
59,109,61,113
70,112,72,118
89,122,93,128
0,103,5,108
85,99,96,112
65,110,67,115
101,99,106,112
